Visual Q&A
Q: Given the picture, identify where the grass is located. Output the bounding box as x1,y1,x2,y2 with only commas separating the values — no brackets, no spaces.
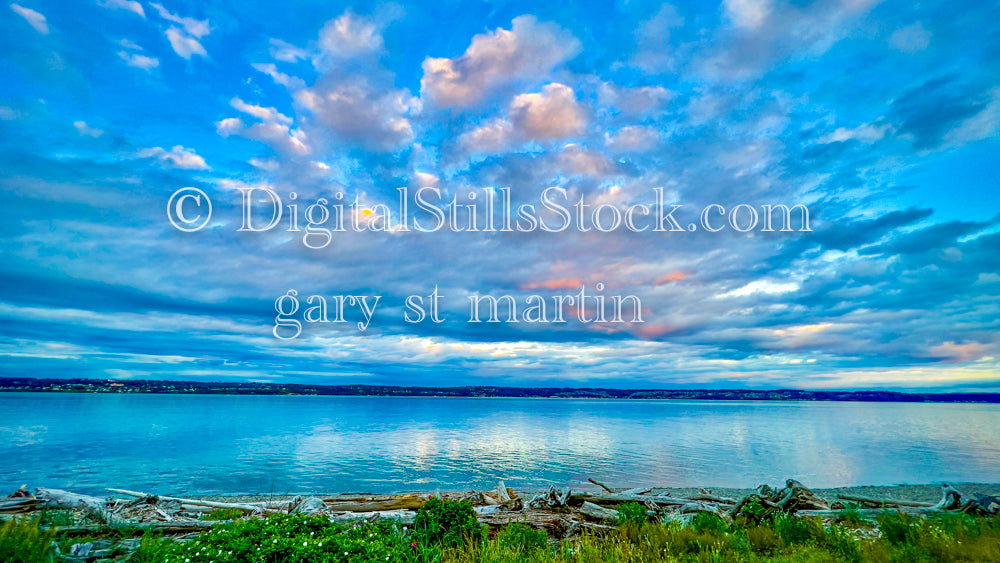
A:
4,500,1000,562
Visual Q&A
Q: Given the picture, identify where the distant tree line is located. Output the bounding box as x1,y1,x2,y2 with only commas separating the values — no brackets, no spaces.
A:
1,377,998,403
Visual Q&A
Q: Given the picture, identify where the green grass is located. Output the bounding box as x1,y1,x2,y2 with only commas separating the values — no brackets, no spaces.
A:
0,518,56,563
4,503,1000,562
203,507,245,521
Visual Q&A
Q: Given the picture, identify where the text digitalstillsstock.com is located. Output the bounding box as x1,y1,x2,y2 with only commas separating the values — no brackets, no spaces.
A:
167,186,810,339
168,186,812,245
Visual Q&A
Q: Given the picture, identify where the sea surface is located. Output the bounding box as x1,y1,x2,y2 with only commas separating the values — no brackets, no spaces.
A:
2,393,999,496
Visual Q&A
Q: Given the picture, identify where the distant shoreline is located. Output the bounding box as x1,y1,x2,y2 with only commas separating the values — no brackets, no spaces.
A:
2,377,999,403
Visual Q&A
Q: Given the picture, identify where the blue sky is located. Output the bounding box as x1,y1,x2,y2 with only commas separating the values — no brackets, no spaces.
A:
2,0,999,390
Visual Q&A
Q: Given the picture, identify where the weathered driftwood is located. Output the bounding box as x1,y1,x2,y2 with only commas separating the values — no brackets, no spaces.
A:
329,510,416,524
571,492,723,510
107,488,278,513
587,477,615,494
931,483,963,510
577,501,620,521
799,507,943,518
0,497,44,513
528,486,572,509
691,490,737,504
36,488,123,525
52,520,226,535
836,494,933,508
323,497,429,512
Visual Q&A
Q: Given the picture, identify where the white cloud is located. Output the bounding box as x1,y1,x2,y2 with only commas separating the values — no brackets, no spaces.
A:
165,27,207,59
510,83,587,141
269,38,309,63
718,280,800,299
217,98,308,155
553,144,615,176
889,22,931,54
318,12,383,58
605,126,660,152
150,3,209,37
139,145,209,169
598,83,672,116
252,63,306,90
217,117,310,156
10,4,49,34
73,121,104,138
118,50,159,70
248,157,279,171
420,15,580,108
230,98,292,125
820,121,892,144
151,4,209,59
97,0,144,17
724,0,773,30
458,119,515,155
295,76,418,152
0,106,21,120
458,83,588,155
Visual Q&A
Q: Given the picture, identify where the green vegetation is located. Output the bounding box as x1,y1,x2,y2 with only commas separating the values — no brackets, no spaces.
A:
616,502,649,526
0,518,56,563
412,497,484,547
4,502,1000,562
203,508,245,521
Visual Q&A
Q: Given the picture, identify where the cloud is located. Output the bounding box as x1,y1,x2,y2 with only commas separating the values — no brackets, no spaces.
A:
97,0,144,17
118,50,159,70
702,0,880,78
889,22,931,54
150,3,209,38
151,3,209,59
295,75,418,152
723,0,773,30
164,27,207,59
890,75,993,150
631,4,685,71
597,83,672,116
73,121,103,138
269,38,309,63
230,98,292,125
318,11,384,58
217,118,310,156
10,4,49,34
819,121,892,144
510,83,587,141
252,63,306,90
605,126,661,152
420,16,580,108
457,83,587,155
138,145,209,169
217,98,308,155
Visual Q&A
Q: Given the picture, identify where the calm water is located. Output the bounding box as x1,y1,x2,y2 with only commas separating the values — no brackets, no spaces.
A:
2,393,999,496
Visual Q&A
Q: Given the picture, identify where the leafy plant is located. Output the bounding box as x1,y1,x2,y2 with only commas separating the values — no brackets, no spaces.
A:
616,501,648,527
413,497,483,547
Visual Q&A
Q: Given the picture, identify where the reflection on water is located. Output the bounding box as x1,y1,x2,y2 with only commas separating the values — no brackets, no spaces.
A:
1,393,998,495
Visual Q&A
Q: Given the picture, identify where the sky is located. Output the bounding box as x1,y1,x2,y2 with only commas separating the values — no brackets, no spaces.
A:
1,0,999,391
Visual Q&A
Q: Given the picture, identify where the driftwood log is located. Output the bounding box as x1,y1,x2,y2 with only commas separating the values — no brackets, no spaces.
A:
36,488,123,525
108,488,280,513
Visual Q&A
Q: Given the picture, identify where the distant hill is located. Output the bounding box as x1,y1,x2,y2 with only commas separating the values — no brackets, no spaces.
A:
1,377,998,403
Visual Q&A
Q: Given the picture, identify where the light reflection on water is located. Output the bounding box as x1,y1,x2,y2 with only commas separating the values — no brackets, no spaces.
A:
1,393,998,496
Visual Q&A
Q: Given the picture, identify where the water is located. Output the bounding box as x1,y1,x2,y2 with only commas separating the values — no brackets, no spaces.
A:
1,393,999,496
